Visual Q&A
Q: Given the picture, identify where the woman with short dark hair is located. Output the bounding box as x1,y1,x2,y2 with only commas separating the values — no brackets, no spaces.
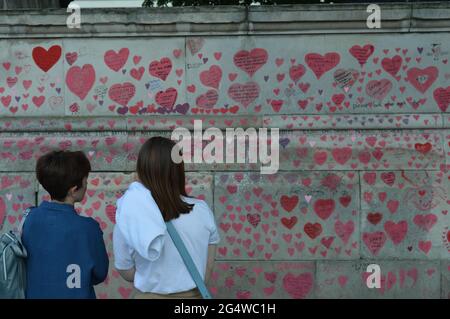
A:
113,136,219,299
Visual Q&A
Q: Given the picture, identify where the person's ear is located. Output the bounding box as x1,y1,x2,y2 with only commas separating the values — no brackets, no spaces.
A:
68,185,78,197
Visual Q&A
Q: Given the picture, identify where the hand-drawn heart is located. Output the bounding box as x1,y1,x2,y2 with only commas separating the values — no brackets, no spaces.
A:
313,199,335,220
333,69,359,91
418,241,432,254
338,195,351,207
156,87,178,110
433,86,450,112
149,57,172,81
367,212,383,225
280,195,299,212
246,213,261,228
413,214,437,232
289,64,306,83
381,55,402,78
304,222,322,239
384,220,408,245
386,200,399,214
320,236,334,249
118,286,132,299
32,96,45,107
105,204,116,224
380,172,395,186
108,82,136,107
233,48,268,77
281,216,298,229
362,173,376,186
282,273,313,299
362,231,386,256
332,94,345,105
349,44,374,66
366,79,392,101
334,220,354,244
200,65,222,89
65,52,78,66
414,143,432,155
130,67,145,81
186,37,205,55
32,45,62,72
65,64,96,100
196,89,218,109
228,82,260,107
305,52,340,79
406,66,438,94
104,48,129,72
331,147,352,165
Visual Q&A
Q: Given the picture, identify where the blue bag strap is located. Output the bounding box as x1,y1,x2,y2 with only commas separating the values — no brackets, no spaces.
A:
165,221,212,299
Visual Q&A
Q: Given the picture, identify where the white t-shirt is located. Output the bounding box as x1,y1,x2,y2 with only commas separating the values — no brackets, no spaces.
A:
113,181,220,294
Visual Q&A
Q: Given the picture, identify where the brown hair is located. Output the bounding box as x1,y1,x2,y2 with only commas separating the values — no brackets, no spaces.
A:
136,136,193,221
36,150,91,201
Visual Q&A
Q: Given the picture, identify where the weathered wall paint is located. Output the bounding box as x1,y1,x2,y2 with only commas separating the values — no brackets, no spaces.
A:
0,5,449,299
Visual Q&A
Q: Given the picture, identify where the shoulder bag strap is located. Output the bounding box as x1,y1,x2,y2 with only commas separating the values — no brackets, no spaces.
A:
165,221,212,299
17,207,33,236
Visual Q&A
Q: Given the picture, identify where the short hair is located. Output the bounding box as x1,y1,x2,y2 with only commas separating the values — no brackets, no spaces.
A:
36,150,91,201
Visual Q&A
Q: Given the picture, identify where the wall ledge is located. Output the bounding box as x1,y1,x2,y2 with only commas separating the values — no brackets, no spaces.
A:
0,3,450,38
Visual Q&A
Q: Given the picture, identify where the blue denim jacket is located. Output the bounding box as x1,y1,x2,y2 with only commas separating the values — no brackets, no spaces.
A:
22,201,109,299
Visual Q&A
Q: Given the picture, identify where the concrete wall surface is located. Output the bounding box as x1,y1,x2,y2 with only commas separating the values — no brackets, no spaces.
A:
0,4,448,298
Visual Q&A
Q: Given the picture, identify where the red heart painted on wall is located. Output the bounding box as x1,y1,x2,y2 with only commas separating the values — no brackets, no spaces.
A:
200,65,222,89
32,45,61,72
289,64,306,83
334,220,354,244
155,88,178,110
331,147,352,165
367,212,383,225
280,195,299,212
413,214,437,232
282,273,313,299
233,48,268,77
349,44,374,66
228,82,260,107
362,231,386,256
414,143,432,155
366,79,392,101
66,64,96,100
246,213,261,228
384,220,408,245
313,199,335,220
281,216,297,229
433,86,450,112
196,90,218,109
149,57,172,81
105,204,116,224
304,222,322,239
406,66,438,94
380,172,395,186
108,82,136,107
104,48,129,72
305,52,340,79
381,55,402,78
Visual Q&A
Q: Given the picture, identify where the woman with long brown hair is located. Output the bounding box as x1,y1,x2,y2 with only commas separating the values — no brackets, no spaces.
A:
112,136,219,299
